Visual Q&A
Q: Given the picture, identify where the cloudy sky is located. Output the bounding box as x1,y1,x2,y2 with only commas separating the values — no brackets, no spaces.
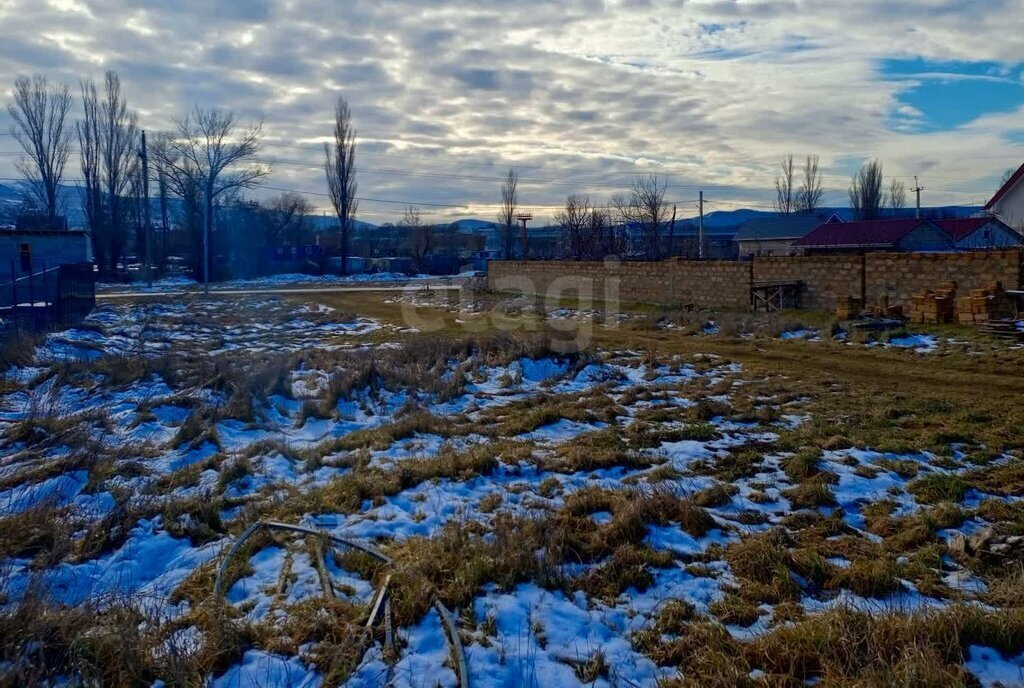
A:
1,0,1023,224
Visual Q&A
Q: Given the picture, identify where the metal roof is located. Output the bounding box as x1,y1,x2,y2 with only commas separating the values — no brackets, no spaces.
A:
735,213,835,242
794,219,939,247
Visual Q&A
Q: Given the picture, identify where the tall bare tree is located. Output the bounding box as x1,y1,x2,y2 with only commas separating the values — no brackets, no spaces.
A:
774,155,796,215
612,175,670,259
498,169,519,260
325,97,358,274
78,79,104,267
98,71,138,274
849,160,884,221
887,178,907,216
555,194,591,259
154,108,267,282
797,154,824,212
7,75,73,228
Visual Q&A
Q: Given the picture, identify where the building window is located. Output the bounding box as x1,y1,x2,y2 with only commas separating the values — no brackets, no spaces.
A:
19,243,31,272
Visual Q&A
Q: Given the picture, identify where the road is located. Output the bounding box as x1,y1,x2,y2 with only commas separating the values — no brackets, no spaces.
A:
97,282,465,300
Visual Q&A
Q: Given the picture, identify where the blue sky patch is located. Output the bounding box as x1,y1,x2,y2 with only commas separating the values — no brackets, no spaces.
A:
882,58,1024,132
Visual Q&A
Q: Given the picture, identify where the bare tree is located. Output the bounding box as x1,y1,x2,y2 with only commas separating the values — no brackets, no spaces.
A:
265,192,312,247
555,194,591,259
1000,167,1016,187
400,205,433,271
887,178,907,216
849,159,884,221
154,108,267,282
98,71,138,274
774,155,796,215
78,79,104,267
592,206,623,257
797,154,824,212
7,75,73,227
325,97,358,274
612,175,670,259
498,169,519,260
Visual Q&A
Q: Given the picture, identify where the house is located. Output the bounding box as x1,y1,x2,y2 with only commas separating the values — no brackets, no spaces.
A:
0,227,93,278
793,219,954,254
736,213,842,258
985,163,1024,230
934,217,1022,250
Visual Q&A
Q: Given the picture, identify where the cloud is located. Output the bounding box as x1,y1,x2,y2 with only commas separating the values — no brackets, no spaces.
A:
0,0,1022,223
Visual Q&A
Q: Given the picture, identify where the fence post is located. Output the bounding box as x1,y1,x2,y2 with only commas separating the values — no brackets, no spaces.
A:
56,264,64,324
43,261,50,327
9,260,15,325
28,261,35,328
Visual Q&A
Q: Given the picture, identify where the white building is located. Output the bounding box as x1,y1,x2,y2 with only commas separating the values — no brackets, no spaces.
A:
985,163,1024,231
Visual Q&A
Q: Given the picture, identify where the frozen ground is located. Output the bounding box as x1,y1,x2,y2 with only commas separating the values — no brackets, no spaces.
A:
0,293,1021,686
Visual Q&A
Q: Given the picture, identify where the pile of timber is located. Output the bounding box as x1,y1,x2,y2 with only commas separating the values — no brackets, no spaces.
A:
909,282,956,324
956,282,1016,325
979,319,1024,341
835,296,864,320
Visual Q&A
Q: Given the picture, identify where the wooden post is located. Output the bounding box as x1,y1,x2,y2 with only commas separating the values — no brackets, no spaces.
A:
27,260,34,326
10,260,16,324
42,261,48,326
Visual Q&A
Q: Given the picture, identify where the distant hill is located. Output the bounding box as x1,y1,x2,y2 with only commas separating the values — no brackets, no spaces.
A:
673,206,983,237
0,182,984,238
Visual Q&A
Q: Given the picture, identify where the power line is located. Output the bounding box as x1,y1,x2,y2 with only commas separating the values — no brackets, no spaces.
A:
0,176,470,209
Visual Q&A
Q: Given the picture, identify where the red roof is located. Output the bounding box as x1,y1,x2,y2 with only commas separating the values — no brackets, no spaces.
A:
933,217,1000,241
794,219,937,248
986,163,1024,211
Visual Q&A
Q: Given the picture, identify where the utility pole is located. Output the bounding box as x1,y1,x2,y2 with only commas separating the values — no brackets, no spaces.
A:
138,130,152,284
698,191,705,260
912,176,924,219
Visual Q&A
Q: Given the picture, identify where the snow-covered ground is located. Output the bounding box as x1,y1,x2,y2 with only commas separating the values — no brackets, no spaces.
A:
0,292,1019,686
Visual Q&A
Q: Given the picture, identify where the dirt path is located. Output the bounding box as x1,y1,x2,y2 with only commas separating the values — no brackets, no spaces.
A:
97,283,464,300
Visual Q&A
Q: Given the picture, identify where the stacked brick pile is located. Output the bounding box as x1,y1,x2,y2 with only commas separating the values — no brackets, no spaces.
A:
956,282,1016,325
865,294,905,319
909,282,956,324
835,296,864,320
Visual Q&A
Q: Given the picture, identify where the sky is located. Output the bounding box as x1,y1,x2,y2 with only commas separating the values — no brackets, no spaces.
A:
0,0,1023,225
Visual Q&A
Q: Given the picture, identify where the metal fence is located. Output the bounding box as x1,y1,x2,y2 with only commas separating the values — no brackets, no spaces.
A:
0,262,97,332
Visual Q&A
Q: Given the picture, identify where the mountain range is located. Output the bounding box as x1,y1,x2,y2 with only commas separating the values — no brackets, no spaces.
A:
0,182,982,238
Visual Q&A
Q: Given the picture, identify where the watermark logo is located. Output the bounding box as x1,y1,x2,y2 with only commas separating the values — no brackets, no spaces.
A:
399,259,623,352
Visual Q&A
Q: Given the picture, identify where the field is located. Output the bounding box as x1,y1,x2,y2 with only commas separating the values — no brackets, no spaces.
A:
2,282,1024,687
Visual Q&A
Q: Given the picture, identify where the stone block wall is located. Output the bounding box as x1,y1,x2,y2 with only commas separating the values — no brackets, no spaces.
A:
487,250,1023,312
752,255,864,311
864,250,1021,308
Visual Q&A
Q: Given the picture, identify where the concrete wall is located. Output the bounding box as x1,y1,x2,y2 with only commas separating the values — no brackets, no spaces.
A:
488,249,1023,312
